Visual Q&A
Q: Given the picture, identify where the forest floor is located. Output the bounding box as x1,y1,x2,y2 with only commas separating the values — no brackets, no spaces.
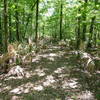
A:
0,43,100,100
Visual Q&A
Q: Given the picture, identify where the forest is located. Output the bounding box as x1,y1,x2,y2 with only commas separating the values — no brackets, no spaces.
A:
0,0,100,100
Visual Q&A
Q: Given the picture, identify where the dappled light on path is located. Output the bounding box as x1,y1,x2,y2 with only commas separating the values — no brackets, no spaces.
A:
0,45,98,100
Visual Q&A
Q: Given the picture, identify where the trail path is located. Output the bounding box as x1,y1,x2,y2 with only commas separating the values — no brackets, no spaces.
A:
0,45,97,100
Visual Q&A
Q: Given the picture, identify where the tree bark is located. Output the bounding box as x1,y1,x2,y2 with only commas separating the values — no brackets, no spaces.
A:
82,0,88,41
35,0,39,47
76,9,81,49
9,12,12,43
87,0,98,48
4,0,8,52
0,13,2,45
15,0,20,41
59,0,63,40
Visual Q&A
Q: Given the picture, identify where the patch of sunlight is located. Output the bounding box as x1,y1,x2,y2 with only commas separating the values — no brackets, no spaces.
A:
37,53,59,62
51,46,60,49
34,85,44,91
11,96,21,100
54,67,65,74
10,82,34,94
25,82,34,88
24,88,30,93
0,86,11,92
0,83,2,86
25,71,33,78
6,70,36,80
46,75,55,83
43,75,56,87
62,78,78,89
81,52,91,59
39,53,59,61
43,81,51,87
39,53,57,58
5,76,20,80
39,54,49,58
96,71,100,74
49,53,57,57
70,50,79,55
10,88,22,94
34,68,46,77
48,57,55,61
6,65,25,79
32,56,41,63
78,90,94,100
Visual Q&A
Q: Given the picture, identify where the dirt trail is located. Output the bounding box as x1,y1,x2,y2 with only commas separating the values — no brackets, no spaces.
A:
0,45,98,100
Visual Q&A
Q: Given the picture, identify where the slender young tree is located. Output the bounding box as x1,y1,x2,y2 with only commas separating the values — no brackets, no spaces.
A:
82,0,88,41
9,11,12,43
22,8,25,40
0,12,2,45
59,0,63,40
76,8,81,49
4,0,8,52
42,24,45,37
88,17,96,47
15,0,20,41
35,0,39,46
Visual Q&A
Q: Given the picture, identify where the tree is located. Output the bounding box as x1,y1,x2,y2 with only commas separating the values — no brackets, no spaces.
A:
82,0,88,41
15,0,20,41
0,10,2,46
59,0,63,40
4,0,8,52
76,8,81,49
8,4,12,43
35,0,39,47
87,0,99,48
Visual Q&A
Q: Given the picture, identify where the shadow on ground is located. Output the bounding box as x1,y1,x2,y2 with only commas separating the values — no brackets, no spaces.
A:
0,45,100,100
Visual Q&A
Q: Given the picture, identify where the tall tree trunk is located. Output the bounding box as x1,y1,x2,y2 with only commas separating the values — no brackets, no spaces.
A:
93,0,98,46
15,0,19,41
42,24,45,37
22,8,25,41
0,13,2,45
87,0,98,48
78,0,88,51
31,17,33,36
54,23,57,38
9,12,12,43
94,24,96,46
4,0,8,52
64,15,67,39
59,0,63,40
35,0,39,47
3,0,9,73
82,0,88,41
76,9,81,49
89,17,96,43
